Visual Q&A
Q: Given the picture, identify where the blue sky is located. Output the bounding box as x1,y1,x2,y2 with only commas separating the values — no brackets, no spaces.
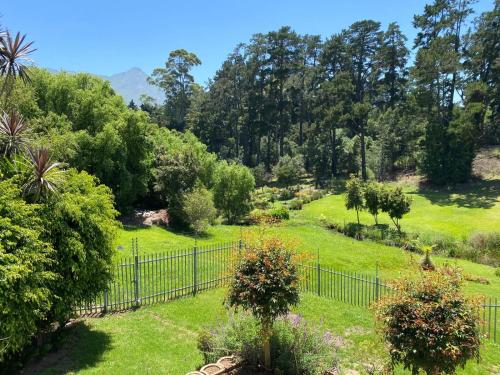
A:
1,0,494,85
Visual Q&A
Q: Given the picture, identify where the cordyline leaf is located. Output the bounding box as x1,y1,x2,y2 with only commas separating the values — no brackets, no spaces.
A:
21,147,66,201
0,110,30,156
0,31,36,87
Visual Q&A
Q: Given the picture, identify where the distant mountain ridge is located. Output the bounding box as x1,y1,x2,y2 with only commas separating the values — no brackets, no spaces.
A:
46,67,164,105
105,67,164,105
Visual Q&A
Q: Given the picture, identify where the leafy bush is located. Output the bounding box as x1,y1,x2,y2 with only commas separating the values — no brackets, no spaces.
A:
253,196,271,210
41,170,119,325
310,190,324,201
183,187,216,234
252,164,269,187
213,162,255,224
198,314,337,375
0,179,55,362
270,206,290,220
273,155,305,186
467,232,500,265
248,207,289,224
153,129,217,225
288,199,303,210
277,188,294,201
227,236,300,368
375,267,481,375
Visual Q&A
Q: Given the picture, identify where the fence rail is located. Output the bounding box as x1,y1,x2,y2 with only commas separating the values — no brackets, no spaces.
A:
77,241,498,342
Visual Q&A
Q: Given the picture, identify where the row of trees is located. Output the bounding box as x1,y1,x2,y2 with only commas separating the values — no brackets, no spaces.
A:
345,175,412,232
144,0,499,185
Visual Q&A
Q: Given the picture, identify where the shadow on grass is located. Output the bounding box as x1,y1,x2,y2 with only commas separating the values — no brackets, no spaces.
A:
20,321,111,375
122,223,216,240
416,179,499,209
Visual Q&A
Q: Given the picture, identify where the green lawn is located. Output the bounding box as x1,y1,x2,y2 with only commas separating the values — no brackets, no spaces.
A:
27,289,500,375
52,182,498,374
300,179,500,240
114,182,500,297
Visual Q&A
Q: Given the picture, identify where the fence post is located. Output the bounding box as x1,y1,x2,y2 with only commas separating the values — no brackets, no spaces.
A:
375,262,380,301
133,238,140,306
103,289,108,313
193,244,198,296
317,250,321,297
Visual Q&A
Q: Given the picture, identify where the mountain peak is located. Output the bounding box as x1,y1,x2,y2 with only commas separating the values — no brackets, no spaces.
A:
106,68,163,104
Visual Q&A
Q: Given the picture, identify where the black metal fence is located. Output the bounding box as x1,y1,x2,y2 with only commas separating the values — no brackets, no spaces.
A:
77,241,240,314
77,241,498,342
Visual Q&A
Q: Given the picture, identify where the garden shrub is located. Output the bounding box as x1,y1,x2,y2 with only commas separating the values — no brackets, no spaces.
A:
248,207,289,225
0,179,55,362
153,129,218,225
41,170,119,325
270,206,290,220
468,231,500,251
198,314,337,375
213,162,255,224
273,155,305,186
253,196,271,210
277,188,294,201
227,235,300,368
310,190,324,201
252,163,269,187
288,199,303,210
302,195,312,204
183,187,216,234
375,267,481,375
467,232,500,266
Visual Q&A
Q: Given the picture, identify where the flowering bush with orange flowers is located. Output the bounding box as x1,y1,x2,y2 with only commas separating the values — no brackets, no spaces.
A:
374,267,481,375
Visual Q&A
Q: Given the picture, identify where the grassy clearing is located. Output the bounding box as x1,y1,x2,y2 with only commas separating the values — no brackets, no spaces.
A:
300,180,499,240
28,289,500,375
117,206,500,297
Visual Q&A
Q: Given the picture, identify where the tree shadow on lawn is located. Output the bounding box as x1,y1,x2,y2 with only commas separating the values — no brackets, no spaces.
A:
20,321,111,375
416,178,499,209
122,224,216,240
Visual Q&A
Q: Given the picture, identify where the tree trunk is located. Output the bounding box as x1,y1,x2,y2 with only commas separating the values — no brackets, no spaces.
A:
360,125,367,181
262,320,271,369
331,127,337,177
299,118,303,146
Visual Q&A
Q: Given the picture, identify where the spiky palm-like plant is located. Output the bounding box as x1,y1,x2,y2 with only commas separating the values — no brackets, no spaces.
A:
0,31,35,96
0,110,29,157
22,148,65,201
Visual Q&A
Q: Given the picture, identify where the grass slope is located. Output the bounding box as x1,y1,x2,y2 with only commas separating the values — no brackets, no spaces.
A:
115,184,500,297
29,289,500,375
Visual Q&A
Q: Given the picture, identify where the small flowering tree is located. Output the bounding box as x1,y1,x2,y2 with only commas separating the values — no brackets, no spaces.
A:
374,267,481,375
227,236,300,369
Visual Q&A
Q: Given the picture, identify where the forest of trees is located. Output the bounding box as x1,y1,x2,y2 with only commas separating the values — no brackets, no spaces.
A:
143,0,499,185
